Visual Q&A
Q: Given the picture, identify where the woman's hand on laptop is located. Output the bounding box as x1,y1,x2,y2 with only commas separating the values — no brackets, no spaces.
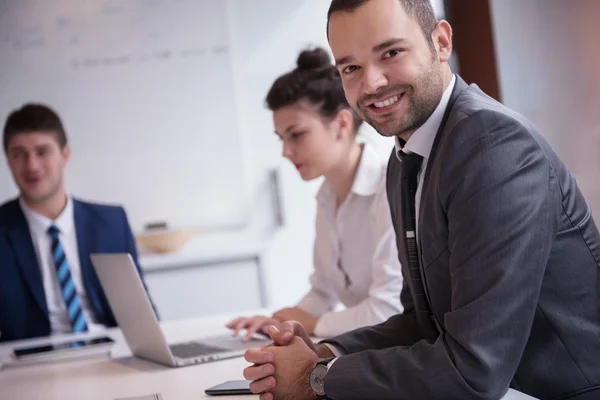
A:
272,307,318,336
226,315,282,342
265,321,334,358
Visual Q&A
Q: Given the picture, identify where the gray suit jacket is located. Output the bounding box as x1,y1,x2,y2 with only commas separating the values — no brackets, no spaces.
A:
322,76,600,400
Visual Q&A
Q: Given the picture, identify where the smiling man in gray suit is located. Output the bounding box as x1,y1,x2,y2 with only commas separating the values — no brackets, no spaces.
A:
241,0,600,399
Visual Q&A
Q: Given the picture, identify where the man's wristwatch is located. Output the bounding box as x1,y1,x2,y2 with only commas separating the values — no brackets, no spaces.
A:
309,357,337,399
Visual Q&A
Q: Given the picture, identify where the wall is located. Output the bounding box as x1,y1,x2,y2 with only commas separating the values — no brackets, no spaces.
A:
489,0,600,216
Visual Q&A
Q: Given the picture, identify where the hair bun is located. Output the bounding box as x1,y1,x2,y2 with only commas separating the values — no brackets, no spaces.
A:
296,47,332,71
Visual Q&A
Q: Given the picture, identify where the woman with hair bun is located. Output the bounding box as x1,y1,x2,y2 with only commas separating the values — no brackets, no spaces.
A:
227,47,403,339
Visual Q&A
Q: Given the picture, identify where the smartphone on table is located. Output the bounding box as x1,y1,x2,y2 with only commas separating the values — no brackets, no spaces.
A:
205,380,253,396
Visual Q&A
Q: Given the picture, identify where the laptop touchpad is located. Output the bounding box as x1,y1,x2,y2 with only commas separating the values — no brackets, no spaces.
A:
169,342,227,358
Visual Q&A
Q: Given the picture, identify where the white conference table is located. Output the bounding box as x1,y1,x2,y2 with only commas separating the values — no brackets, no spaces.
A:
0,311,537,400
0,312,258,400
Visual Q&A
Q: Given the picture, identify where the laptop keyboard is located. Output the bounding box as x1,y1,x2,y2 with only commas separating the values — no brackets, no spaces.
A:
169,342,228,359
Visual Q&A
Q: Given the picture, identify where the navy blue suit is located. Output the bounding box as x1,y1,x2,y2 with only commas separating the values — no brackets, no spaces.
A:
0,197,154,342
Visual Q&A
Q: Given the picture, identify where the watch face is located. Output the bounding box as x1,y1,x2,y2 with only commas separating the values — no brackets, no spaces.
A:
309,364,327,396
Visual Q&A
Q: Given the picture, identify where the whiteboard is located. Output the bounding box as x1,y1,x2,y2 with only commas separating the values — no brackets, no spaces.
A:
0,0,250,232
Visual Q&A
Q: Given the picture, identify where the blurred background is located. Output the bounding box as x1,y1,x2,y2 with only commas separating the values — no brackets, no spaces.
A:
1,0,598,321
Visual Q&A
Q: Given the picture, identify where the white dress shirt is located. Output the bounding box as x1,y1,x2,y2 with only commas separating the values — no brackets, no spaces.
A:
19,197,104,334
326,75,456,356
296,143,404,338
395,75,456,237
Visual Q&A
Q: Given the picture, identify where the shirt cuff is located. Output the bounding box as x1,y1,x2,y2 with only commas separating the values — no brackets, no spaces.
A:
324,343,345,357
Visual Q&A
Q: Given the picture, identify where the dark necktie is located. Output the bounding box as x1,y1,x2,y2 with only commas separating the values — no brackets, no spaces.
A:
48,225,88,333
399,151,437,339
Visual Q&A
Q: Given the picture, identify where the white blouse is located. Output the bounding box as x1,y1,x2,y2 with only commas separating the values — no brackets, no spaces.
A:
296,143,404,338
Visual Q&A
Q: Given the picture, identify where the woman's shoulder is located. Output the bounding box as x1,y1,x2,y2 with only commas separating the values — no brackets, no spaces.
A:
356,143,395,218
358,141,392,194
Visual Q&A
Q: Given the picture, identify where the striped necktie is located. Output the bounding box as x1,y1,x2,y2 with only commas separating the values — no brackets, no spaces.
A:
47,225,88,333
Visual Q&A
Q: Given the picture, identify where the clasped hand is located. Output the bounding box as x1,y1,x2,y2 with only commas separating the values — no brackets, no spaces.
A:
243,321,323,400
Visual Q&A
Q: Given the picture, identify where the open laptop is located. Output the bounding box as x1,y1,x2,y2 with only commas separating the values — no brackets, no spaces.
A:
90,253,271,367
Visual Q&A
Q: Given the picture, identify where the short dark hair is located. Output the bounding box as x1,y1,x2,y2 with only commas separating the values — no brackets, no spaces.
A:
265,47,362,131
327,0,438,46
2,103,68,152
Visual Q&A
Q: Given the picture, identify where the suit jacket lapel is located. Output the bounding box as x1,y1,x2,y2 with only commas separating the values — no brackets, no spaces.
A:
413,76,469,335
73,199,96,295
6,200,48,316
418,75,469,234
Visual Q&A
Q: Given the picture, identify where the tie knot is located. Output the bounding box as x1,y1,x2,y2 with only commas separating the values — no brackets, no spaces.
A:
48,225,60,238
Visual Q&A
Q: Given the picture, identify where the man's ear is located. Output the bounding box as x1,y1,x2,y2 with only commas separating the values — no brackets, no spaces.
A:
432,20,453,63
61,144,71,165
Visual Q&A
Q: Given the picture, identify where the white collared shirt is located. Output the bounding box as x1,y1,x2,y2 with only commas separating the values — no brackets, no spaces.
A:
296,143,404,338
19,197,104,334
395,75,456,236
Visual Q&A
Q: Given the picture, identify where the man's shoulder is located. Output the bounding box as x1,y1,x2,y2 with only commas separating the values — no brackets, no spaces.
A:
0,197,18,212
73,197,127,221
0,198,20,227
448,84,536,136
438,84,548,161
